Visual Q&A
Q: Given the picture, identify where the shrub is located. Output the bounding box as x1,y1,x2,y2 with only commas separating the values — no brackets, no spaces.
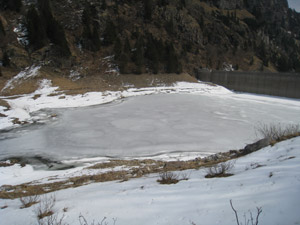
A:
35,194,56,220
256,123,300,142
157,171,179,184
230,200,262,225
79,214,117,225
35,194,67,225
20,194,40,208
205,161,235,178
157,171,190,184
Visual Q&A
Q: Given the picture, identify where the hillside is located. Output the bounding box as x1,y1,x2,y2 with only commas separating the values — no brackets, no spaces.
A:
1,0,300,95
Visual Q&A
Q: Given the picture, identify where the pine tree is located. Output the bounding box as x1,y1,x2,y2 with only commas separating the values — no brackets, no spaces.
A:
47,19,70,56
0,19,5,36
37,0,70,56
144,0,153,21
91,23,101,51
165,43,181,73
277,54,289,72
82,4,92,26
119,53,129,74
199,15,204,30
118,37,131,74
132,36,144,74
103,20,117,46
123,37,131,55
4,0,23,12
26,6,47,50
145,35,159,73
101,0,107,10
2,51,10,67
114,37,122,60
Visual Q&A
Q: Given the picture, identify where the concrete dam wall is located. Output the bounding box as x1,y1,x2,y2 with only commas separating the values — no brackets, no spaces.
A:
196,71,300,99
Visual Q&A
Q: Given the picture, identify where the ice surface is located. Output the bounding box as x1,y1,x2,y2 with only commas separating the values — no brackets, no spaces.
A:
0,92,299,161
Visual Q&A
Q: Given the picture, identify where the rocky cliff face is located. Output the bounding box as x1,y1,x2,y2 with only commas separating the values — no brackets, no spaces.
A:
0,0,300,90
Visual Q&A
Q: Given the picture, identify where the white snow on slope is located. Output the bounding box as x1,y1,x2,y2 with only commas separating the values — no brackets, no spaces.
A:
0,137,300,225
1,65,41,93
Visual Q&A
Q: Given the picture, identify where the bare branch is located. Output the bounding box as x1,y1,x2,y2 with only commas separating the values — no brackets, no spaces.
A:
230,199,240,225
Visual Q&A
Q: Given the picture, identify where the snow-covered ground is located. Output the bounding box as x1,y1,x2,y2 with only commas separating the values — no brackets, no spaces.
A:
0,137,300,225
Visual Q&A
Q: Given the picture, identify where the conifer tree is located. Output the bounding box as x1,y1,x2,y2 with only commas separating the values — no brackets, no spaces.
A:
114,37,122,60
101,0,107,10
133,36,144,74
3,0,23,12
103,20,117,46
118,37,131,74
165,43,181,73
2,51,10,67
144,0,153,21
119,53,129,74
91,23,101,51
26,6,47,50
145,35,159,73
0,20,5,36
123,37,131,55
37,0,70,56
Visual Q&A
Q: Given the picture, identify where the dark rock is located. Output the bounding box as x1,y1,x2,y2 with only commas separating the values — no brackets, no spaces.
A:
243,138,270,155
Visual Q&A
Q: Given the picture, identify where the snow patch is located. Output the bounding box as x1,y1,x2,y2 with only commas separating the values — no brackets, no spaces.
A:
223,62,234,71
69,70,81,81
1,65,41,92
13,23,29,47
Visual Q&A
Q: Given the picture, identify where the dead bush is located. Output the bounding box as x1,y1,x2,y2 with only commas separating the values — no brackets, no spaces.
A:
79,214,117,225
35,194,67,225
230,200,262,225
35,194,56,220
256,123,300,142
157,172,180,184
205,161,234,178
37,213,66,225
20,194,40,208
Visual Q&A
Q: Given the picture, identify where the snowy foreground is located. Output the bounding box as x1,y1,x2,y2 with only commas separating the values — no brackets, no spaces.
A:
1,137,300,225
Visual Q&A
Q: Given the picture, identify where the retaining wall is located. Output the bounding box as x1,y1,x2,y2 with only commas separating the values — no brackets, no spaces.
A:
195,71,300,99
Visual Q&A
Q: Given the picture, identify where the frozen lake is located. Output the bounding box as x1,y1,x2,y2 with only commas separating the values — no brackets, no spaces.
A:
0,93,300,161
